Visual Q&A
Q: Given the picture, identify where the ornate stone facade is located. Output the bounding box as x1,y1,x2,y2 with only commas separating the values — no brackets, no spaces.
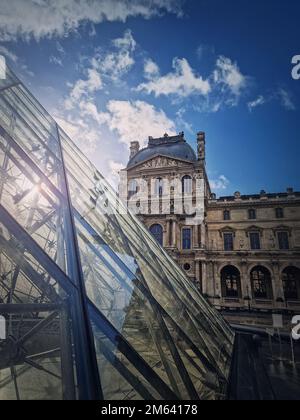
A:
121,132,300,317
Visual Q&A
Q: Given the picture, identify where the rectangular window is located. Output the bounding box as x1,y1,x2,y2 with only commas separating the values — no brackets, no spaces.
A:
278,231,289,250
224,233,234,251
182,228,192,250
224,210,231,221
275,208,284,219
250,232,261,250
248,209,256,220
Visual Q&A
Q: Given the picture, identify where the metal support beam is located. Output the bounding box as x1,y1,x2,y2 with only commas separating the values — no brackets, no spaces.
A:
88,300,179,401
0,303,62,314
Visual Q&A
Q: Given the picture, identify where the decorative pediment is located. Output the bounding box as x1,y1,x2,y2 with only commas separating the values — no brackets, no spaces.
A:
272,225,292,236
138,156,187,170
219,226,236,237
245,225,263,237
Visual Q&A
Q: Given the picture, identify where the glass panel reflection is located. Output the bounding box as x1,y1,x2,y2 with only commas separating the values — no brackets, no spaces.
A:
0,66,234,400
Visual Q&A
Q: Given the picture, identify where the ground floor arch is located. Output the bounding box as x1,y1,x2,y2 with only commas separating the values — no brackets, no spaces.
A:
282,266,300,301
250,265,274,300
221,265,242,299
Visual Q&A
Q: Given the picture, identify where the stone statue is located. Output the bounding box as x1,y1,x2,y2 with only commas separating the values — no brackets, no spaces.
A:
197,132,206,160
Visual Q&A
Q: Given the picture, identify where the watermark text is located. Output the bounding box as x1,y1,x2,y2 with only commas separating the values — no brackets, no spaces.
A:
0,315,6,340
292,55,300,80
0,55,6,80
292,315,300,340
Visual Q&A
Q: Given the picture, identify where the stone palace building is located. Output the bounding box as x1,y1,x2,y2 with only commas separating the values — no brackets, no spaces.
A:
120,132,300,317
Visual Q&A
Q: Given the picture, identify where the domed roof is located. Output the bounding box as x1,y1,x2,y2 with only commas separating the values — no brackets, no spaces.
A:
127,133,197,168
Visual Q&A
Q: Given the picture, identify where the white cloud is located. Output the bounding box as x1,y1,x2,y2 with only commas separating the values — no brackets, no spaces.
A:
107,160,125,188
247,89,296,112
210,175,230,191
49,55,63,66
277,88,295,111
65,68,103,110
113,29,137,51
144,59,160,79
0,46,18,63
196,44,215,60
49,41,66,66
195,55,249,112
0,0,183,41
92,30,136,81
137,55,249,110
214,56,247,97
64,30,137,114
104,100,176,146
78,100,109,125
137,57,211,98
175,108,193,134
209,56,249,110
56,41,65,55
248,95,265,111
55,114,100,154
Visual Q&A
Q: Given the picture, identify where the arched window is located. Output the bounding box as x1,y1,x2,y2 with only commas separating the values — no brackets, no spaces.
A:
182,176,193,194
282,267,300,301
221,266,241,298
251,266,273,300
223,210,231,221
150,224,163,246
155,178,164,197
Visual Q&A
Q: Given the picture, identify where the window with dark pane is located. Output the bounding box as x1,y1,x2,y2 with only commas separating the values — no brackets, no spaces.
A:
278,231,289,250
223,210,231,221
224,233,234,251
150,224,163,246
221,266,241,298
182,228,192,250
275,208,284,219
251,266,273,299
250,232,261,250
282,267,300,300
248,209,257,220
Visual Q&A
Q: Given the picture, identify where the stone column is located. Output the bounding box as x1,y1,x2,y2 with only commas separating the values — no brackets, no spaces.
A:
214,262,221,298
240,261,250,297
240,261,251,309
169,220,173,247
202,261,208,295
201,223,206,249
197,224,202,248
173,220,177,248
195,260,200,290
272,261,285,304
193,226,198,249
163,223,168,248
205,261,214,298
166,220,170,247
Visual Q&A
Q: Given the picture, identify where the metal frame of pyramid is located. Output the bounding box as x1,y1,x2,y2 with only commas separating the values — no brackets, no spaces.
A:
0,65,234,400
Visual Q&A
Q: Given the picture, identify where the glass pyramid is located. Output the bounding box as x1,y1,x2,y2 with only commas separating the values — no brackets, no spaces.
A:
0,65,234,400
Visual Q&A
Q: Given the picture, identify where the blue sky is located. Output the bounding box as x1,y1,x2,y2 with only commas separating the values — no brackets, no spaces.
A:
0,0,299,195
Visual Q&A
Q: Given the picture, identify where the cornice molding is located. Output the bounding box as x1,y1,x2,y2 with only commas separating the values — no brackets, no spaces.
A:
208,199,300,209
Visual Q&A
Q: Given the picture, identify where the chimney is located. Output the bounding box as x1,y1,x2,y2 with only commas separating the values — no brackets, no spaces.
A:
130,141,140,159
197,132,206,161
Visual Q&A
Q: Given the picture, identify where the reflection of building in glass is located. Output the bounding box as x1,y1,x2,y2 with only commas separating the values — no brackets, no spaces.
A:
122,133,300,316
0,68,234,400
